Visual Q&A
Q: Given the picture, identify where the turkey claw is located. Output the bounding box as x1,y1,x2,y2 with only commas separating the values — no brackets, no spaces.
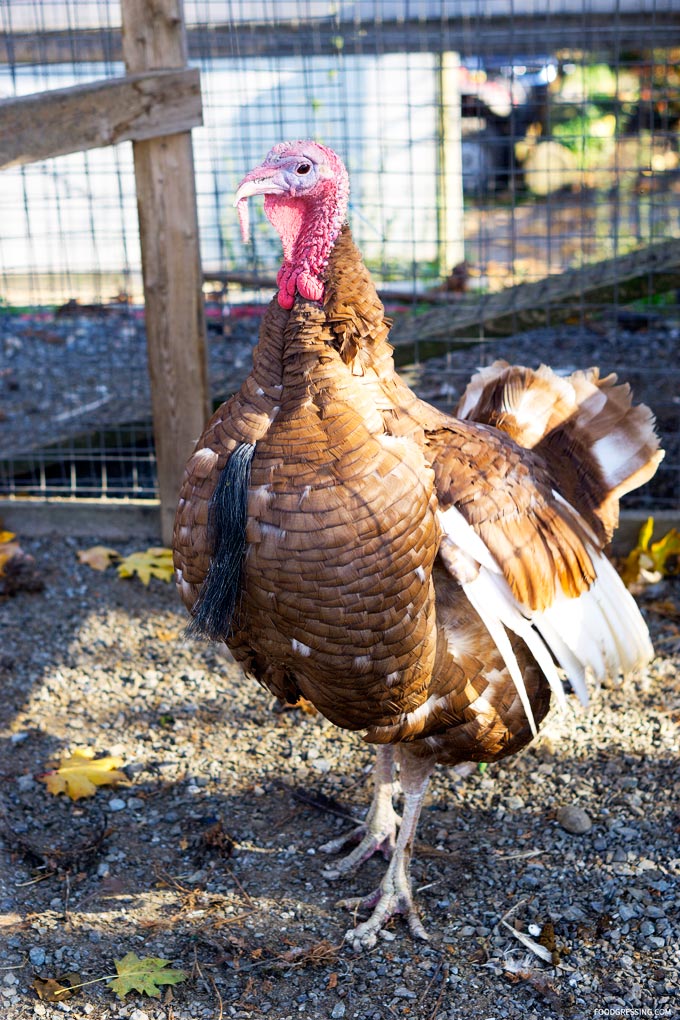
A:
318,824,366,856
338,888,429,950
320,824,396,880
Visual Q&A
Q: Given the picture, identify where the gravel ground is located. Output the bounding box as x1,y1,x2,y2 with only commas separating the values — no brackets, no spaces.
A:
0,537,679,1020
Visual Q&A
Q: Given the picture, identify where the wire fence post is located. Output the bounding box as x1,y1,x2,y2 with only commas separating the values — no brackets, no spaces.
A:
121,0,209,546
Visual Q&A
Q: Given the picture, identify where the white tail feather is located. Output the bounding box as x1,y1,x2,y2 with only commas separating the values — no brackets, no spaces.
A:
438,505,653,733
462,577,539,737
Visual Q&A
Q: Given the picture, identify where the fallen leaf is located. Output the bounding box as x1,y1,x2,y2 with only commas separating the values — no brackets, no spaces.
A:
0,540,23,575
117,547,174,586
77,546,120,571
155,626,180,642
107,952,187,999
620,517,680,589
33,973,81,1001
40,747,129,801
0,527,44,594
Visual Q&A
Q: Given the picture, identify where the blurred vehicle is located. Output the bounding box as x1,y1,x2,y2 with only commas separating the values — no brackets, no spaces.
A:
459,56,557,194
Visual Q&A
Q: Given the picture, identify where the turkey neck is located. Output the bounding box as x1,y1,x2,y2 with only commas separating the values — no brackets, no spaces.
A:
322,225,394,368
319,224,450,437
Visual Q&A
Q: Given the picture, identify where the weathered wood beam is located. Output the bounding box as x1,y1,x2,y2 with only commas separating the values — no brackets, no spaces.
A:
0,69,201,170
122,0,210,547
389,238,680,347
204,269,278,291
202,268,462,306
4,12,679,65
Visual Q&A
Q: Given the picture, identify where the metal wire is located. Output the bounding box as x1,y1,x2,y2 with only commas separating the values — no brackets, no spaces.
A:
0,1,678,508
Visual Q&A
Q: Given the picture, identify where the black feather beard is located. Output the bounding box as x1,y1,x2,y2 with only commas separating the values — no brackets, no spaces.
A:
186,442,255,641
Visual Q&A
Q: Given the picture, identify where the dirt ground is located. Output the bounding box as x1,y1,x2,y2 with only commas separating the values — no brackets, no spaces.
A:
0,536,679,1020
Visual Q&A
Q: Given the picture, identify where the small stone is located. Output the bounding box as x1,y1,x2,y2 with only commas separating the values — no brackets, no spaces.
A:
331,1004,346,1019
458,925,476,936
556,805,592,834
129,1011,150,1020
108,797,126,812
639,920,655,937
394,986,417,999
253,785,265,797
17,773,35,791
310,757,331,773
29,947,46,967
505,795,524,811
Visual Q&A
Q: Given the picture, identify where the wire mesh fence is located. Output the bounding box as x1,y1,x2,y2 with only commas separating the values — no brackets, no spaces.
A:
1,1,678,509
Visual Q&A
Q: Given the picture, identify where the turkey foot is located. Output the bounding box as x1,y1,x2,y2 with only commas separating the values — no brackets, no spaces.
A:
339,749,434,950
339,866,429,950
321,746,399,878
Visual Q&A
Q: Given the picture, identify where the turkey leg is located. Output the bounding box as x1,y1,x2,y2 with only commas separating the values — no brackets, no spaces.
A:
338,748,434,950
320,745,399,876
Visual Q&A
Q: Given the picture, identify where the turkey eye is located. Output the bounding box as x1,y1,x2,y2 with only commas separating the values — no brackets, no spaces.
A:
296,162,312,175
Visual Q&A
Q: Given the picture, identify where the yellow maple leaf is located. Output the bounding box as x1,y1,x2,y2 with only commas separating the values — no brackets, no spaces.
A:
620,517,680,589
40,747,129,801
0,528,21,575
77,546,120,571
117,547,174,586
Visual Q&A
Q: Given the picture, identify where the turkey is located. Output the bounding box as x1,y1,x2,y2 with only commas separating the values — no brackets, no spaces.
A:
173,140,663,949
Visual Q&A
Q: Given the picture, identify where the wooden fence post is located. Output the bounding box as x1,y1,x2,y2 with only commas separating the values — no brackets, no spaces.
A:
121,0,210,546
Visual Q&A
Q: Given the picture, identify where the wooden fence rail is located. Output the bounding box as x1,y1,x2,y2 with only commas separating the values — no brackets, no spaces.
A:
0,69,201,169
0,0,209,545
4,10,679,64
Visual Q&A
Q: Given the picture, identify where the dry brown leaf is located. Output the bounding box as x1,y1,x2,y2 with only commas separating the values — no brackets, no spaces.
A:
40,747,129,801
646,600,680,620
33,973,81,1001
77,545,120,571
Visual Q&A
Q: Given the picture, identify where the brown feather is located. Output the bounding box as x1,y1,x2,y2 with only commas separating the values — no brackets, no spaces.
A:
174,222,661,769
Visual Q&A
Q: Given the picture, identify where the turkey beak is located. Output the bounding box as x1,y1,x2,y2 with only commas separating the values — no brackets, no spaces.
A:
233,167,289,244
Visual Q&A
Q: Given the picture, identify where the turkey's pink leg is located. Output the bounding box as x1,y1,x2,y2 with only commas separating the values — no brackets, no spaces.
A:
320,745,398,877
339,749,434,950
